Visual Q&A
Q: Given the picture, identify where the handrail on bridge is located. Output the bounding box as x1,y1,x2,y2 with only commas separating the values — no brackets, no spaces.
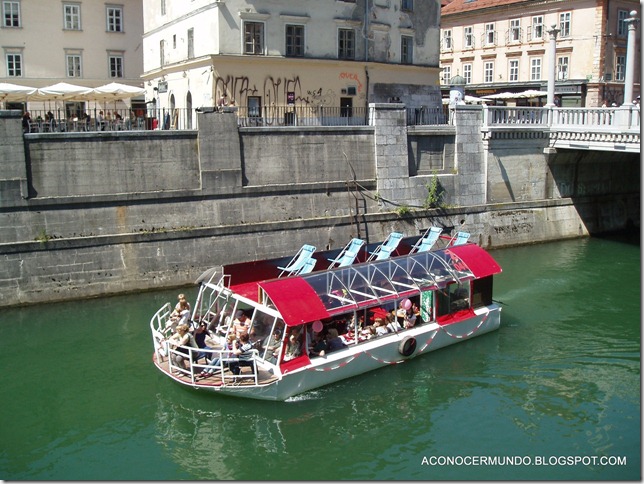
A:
482,105,641,131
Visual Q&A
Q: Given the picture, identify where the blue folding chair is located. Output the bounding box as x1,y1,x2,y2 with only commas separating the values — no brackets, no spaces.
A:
328,238,365,269
367,232,404,261
410,227,442,254
298,257,317,275
278,244,317,277
450,232,470,246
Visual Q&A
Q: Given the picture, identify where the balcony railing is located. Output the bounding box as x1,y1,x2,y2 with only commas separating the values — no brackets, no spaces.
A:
235,105,369,127
25,107,198,132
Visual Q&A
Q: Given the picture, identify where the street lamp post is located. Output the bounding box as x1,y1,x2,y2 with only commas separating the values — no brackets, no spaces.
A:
545,24,560,108
622,10,640,106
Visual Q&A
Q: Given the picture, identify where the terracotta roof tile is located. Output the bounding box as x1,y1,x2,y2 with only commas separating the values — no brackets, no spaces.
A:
442,0,528,16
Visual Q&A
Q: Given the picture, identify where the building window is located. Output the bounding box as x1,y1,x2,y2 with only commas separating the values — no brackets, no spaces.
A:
559,12,571,38
338,28,355,60
401,35,413,64
509,19,521,43
6,52,22,76
63,4,81,30
66,54,82,77
159,39,164,66
248,96,261,117
530,15,543,40
484,61,494,82
108,54,123,78
484,23,495,46
442,29,452,51
286,24,304,57
463,63,472,84
160,0,165,15
464,26,474,48
401,0,413,12
106,6,122,32
557,56,569,81
187,28,194,58
530,57,541,80
617,9,629,37
244,21,264,55
2,1,20,27
508,59,519,82
615,55,626,81
442,65,451,84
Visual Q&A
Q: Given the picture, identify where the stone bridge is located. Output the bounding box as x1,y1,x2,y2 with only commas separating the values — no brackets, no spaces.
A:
481,105,641,154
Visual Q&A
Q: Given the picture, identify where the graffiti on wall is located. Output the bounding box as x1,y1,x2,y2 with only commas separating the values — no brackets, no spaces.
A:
339,72,363,93
213,74,341,108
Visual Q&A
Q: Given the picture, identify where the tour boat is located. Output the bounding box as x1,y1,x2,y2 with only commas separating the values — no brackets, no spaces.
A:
149,229,502,401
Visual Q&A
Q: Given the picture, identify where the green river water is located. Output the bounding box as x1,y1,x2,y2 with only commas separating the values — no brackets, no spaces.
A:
0,236,640,480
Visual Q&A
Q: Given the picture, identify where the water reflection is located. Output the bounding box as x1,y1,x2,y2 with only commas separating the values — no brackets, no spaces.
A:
151,331,505,480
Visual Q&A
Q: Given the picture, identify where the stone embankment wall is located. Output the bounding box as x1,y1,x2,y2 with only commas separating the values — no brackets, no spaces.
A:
0,105,638,308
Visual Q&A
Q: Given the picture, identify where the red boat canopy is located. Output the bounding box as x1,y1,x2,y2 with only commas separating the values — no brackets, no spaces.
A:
258,277,330,326
256,244,501,327
447,244,502,279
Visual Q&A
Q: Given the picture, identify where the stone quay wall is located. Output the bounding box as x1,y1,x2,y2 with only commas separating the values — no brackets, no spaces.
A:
0,105,638,308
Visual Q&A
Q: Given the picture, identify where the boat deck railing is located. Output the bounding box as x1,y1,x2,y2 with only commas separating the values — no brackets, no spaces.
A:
150,305,265,387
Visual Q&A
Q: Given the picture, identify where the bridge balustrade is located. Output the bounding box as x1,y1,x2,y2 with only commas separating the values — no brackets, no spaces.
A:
481,105,640,153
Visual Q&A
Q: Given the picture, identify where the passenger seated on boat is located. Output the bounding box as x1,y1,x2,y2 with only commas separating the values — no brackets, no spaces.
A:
283,332,302,361
348,313,364,333
165,294,192,333
167,323,199,373
200,333,235,377
385,313,402,333
395,301,417,329
229,332,255,375
172,294,191,321
362,325,377,339
309,331,328,357
194,321,215,362
412,302,422,324
325,328,347,353
232,311,250,338
403,310,416,329
373,318,389,336
265,330,282,364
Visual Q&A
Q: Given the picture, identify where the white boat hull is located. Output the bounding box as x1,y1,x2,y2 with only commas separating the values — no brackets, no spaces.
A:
171,305,501,401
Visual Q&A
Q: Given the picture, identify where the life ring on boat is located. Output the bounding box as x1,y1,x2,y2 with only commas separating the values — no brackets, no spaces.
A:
398,337,417,357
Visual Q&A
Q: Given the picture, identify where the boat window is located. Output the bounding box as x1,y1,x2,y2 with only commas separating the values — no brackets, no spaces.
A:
282,326,305,363
471,275,493,308
262,318,285,363
436,282,471,318
250,309,276,359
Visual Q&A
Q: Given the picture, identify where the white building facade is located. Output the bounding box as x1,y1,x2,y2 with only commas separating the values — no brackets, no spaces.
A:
142,0,443,128
1,0,144,115
439,0,641,107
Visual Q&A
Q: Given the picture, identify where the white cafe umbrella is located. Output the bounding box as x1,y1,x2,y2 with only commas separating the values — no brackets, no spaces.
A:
442,95,488,104
34,82,94,118
482,90,548,100
89,82,146,114
91,82,145,101
36,82,94,100
0,82,37,102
